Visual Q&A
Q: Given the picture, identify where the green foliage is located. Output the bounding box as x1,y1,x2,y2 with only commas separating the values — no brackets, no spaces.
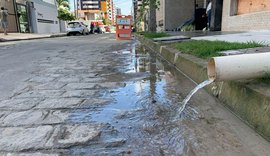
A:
135,0,160,28
102,17,106,25
58,8,75,21
56,0,69,7
56,0,74,21
172,40,264,59
181,24,195,32
140,32,170,39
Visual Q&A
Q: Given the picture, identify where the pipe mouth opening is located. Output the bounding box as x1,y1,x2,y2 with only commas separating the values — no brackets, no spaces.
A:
207,58,216,81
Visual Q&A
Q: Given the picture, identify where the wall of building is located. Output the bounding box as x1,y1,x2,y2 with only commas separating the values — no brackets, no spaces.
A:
0,0,18,32
164,0,194,31
222,0,270,31
237,0,270,15
156,0,164,31
42,0,56,5
31,0,60,33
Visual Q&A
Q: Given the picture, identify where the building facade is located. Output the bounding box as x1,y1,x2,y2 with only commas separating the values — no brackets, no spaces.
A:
1,0,19,32
222,0,270,31
116,7,121,15
77,0,101,20
77,0,115,25
0,0,59,33
156,0,194,31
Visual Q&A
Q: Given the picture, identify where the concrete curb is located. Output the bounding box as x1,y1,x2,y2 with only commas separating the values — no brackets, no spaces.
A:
136,34,270,142
0,33,67,42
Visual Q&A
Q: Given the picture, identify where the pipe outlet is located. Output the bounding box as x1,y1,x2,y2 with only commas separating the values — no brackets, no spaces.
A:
207,52,270,81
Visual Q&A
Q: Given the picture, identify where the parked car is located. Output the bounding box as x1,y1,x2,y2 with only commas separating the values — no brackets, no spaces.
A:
99,25,106,33
104,26,111,32
66,22,89,36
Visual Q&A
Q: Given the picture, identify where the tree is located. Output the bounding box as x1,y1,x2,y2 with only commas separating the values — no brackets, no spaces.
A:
56,0,75,21
136,0,159,32
148,0,157,32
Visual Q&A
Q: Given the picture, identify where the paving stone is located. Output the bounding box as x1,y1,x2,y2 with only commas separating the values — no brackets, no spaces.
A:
58,77,81,83
54,124,101,147
0,152,59,156
0,98,41,110
1,110,44,126
65,83,96,90
98,82,126,89
35,82,66,90
28,77,56,83
81,98,112,108
0,126,54,151
78,73,99,78
61,90,97,98
0,110,69,126
15,90,65,98
82,77,105,82
36,98,84,109
41,74,65,78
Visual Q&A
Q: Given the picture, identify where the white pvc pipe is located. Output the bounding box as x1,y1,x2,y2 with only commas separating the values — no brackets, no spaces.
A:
207,52,270,81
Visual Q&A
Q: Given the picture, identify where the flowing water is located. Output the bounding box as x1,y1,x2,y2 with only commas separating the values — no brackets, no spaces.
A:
69,42,208,155
177,79,214,116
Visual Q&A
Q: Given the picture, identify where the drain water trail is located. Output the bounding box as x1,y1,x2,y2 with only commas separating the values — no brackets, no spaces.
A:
177,79,214,116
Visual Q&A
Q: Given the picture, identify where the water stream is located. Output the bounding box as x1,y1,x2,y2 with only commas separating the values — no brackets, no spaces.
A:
177,79,214,116
69,43,212,155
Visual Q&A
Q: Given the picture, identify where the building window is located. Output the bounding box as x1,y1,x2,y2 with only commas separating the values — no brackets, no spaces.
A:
80,0,101,10
230,0,238,16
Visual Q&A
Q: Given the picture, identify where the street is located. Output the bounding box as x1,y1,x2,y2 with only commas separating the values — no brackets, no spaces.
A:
0,34,269,156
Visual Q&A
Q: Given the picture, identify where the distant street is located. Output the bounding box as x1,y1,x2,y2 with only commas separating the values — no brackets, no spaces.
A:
0,34,269,156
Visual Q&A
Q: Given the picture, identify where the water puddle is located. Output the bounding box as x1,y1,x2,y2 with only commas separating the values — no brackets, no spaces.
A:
69,42,203,155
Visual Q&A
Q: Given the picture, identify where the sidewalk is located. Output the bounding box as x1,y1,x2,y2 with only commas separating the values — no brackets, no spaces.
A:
192,31,270,46
167,31,270,46
0,33,67,42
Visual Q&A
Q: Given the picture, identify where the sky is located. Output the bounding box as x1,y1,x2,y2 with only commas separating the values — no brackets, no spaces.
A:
114,0,132,15
69,0,133,15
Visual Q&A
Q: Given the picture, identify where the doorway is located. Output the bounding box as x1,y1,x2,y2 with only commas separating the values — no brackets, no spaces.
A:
16,3,29,33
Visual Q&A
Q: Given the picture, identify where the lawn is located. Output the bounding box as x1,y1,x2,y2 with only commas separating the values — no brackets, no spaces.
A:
171,40,264,59
139,32,170,39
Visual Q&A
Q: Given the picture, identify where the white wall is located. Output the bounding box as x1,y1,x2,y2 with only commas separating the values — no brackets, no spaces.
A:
43,0,56,5
32,0,60,34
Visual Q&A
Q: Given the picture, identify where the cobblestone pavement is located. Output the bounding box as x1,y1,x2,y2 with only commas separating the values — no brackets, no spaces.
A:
0,34,270,156
0,34,132,155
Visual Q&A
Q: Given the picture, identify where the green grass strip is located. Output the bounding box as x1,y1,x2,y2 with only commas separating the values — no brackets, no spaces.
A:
139,32,170,39
172,40,264,59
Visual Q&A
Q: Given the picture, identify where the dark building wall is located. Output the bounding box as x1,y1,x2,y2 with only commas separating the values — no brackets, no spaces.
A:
164,0,194,31
211,0,223,31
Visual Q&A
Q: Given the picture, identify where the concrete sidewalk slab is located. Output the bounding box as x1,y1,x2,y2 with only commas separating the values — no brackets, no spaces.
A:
192,31,270,46
153,35,190,42
0,33,67,42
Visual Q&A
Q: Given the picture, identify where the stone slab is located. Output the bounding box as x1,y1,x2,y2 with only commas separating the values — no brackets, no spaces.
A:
0,126,54,151
0,98,41,110
36,98,85,109
0,110,70,126
61,90,97,98
15,90,65,98
65,83,96,90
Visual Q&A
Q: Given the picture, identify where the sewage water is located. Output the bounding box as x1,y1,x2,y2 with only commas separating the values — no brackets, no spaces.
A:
69,42,204,155
177,79,214,116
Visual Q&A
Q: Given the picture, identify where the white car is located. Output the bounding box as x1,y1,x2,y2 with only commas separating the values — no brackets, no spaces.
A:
67,22,89,36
